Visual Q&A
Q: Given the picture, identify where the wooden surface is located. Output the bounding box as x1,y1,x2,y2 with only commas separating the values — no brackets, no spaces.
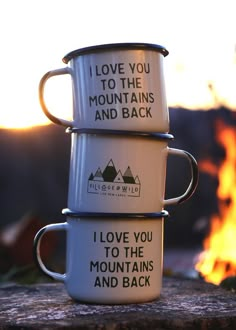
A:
0,277,236,329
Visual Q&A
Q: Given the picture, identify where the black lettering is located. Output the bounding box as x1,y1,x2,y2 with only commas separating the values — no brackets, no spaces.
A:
95,110,102,121
94,276,101,287
95,109,118,121
95,63,125,76
94,276,118,287
122,276,150,288
130,93,138,103
99,231,129,243
132,262,139,272
140,92,148,103
146,107,152,118
123,276,129,287
134,231,153,243
149,92,154,103
90,261,99,272
120,77,142,88
145,276,150,286
90,260,154,273
122,107,129,118
138,107,145,118
129,63,135,73
89,95,98,106
149,261,154,272
128,63,150,74
124,246,144,258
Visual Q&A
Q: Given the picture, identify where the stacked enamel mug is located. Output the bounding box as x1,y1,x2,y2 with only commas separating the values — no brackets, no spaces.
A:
34,43,198,304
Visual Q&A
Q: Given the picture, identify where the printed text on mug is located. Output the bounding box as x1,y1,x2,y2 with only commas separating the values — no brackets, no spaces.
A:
90,230,154,288
88,62,156,122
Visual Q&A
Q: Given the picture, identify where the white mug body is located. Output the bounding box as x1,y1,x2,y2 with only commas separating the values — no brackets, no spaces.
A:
39,43,169,132
68,133,168,213
34,216,165,304
67,132,198,213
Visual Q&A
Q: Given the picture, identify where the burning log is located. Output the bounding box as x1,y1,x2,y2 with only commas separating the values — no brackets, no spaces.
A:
221,275,236,292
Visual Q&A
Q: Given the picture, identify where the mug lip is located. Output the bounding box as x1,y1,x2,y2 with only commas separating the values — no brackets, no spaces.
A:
62,208,169,219
65,128,174,140
63,42,169,63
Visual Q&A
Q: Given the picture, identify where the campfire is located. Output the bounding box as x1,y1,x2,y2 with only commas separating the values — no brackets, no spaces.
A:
195,119,236,285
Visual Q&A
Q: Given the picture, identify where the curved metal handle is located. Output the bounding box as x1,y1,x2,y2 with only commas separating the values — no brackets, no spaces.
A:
164,148,199,206
39,67,73,127
33,222,68,281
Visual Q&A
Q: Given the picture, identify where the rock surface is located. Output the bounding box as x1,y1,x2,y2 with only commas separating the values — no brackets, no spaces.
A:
0,277,236,329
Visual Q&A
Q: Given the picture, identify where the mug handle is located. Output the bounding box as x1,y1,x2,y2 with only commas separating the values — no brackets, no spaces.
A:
33,222,68,281
164,148,198,206
39,68,74,127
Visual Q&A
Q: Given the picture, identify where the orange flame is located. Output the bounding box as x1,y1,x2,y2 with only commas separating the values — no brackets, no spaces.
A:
195,120,236,284
198,159,219,177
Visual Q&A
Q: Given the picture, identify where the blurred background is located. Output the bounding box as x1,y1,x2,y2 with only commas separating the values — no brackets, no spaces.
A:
0,0,235,286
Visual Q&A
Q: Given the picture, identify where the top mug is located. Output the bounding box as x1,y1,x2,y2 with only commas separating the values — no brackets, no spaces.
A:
39,43,170,132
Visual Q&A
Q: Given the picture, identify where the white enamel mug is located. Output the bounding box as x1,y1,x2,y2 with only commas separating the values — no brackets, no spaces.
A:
39,43,170,132
66,129,198,213
34,212,168,304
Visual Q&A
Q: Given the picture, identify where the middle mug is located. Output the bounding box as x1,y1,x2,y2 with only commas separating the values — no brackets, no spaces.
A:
67,129,198,213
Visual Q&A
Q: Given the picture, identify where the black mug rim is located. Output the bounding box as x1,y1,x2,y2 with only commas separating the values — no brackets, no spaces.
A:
63,42,169,63
62,208,169,219
66,128,174,140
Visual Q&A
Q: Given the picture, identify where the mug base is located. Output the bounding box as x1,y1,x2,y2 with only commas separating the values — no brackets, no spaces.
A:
68,291,161,305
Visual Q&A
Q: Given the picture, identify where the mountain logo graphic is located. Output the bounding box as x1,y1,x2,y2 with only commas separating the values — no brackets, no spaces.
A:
87,159,141,197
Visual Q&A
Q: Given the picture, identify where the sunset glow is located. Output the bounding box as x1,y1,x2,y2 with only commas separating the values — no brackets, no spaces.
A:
0,0,236,129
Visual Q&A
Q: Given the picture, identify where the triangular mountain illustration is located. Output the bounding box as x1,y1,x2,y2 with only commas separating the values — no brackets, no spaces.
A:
134,175,140,184
93,167,104,181
113,170,124,183
102,159,117,182
87,160,141,197
123,166,135,184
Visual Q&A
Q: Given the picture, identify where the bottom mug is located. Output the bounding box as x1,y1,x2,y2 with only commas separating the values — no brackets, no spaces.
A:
34,212,168,304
